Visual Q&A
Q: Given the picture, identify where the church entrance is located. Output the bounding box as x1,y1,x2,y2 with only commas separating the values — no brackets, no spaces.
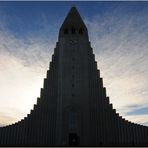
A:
69,133,79,146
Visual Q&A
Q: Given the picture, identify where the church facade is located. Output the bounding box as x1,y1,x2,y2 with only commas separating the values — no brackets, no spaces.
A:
0,6,148,146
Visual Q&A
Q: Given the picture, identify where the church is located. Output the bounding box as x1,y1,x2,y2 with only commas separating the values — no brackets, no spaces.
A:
0,6,148,146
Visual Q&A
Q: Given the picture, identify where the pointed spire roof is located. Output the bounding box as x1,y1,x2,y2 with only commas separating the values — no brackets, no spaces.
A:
59,6,88,40
60,6,87,30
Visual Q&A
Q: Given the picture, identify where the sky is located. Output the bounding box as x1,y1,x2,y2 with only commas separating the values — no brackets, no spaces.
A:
0,1,148,126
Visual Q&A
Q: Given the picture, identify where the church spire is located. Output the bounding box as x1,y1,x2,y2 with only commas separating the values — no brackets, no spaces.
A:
59,6,88,39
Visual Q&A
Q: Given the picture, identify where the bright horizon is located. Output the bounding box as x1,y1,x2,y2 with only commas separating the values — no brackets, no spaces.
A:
0,1,148,126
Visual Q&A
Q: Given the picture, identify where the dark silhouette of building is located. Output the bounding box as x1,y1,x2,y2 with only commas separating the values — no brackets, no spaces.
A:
0,6,148,146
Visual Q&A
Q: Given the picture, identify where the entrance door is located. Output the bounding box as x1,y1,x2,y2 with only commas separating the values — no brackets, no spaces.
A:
69,133,79,146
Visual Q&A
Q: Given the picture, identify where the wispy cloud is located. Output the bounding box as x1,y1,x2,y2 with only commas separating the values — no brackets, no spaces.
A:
0,3,148,126
125,114,148,126
0,11,56,125
86,4,148,125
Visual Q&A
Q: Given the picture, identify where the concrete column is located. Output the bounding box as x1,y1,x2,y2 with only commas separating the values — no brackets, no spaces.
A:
117,117,121,145
126,121,130,145
121,119,125,145
104,102,109,146
5,127,9,145
24,119,28,145
138,125,142,146
3,127,6,145
0,128,2,145
125,121,129,145
128,122,132,146
22,121,25,145
0,128,2,144
111,110,116,145
107,104,112,146
98,79,104,146
16,124,19,145
16,123,20,146
134,124,137,145
1,127,4,145
6,125,10,145
10,126,13,145
116,114,120,146
136,124,140,146
13,124,16,145
101,87,106,146
132,123,136,145
143,126,147,145
17,124,21,145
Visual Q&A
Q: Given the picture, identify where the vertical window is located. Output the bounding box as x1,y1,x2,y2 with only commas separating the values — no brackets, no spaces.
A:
72,27,76,34
79,28,83,34
64,29,68,34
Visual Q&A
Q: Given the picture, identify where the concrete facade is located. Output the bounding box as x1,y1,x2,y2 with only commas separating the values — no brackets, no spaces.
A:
0,6,148,146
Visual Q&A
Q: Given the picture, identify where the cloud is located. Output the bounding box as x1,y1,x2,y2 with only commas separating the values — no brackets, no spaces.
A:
0,27,54,68
0,12,56,125
125,114,148,126
0,112,17,126
0,4,148,127
85,5,148,125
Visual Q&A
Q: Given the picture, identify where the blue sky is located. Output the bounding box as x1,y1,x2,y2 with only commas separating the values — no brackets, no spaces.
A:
0,1,148,126
1,1,147,38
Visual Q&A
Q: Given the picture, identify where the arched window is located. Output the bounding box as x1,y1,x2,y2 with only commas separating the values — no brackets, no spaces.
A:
79,28,83,34
64,29,68,34
71,27,76,34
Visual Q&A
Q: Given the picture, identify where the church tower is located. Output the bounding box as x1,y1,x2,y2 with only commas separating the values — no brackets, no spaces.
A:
0,6,148,146
56,6,96,146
